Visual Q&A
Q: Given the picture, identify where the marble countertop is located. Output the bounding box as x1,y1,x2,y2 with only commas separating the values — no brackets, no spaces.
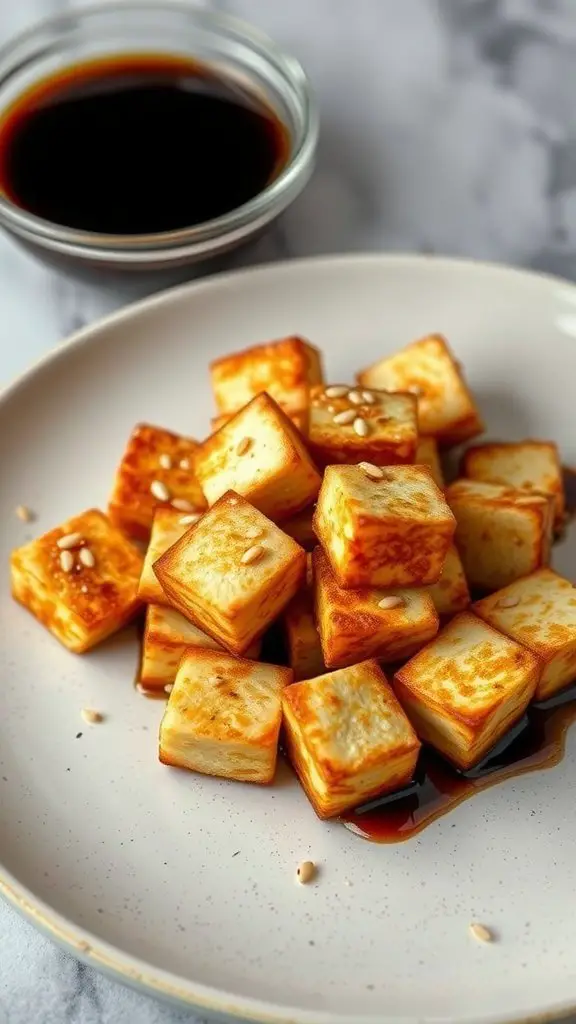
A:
0,0,575,1021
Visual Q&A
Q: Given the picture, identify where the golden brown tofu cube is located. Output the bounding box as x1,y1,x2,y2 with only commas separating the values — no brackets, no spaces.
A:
415,436,445,488
210,335,323,418
394,612,540,770
461,440,564,528
473,569,576,701
445,479,554,592
11,508,143,653
210,409,308,435
138,507,204,605
159,648,292,783
194,394,321,522
154,491,307,655
313,464,456,589
283,561,326,682
313,546,439,668
282,505,316,550
427,544,470,619
108,423,207,541
140,604,262,691
357,334,484,446
140,604,223,691
307,384,417,467
282,659,421,818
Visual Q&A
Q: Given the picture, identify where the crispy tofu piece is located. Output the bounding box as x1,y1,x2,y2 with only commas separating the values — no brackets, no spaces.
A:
313,464,455,588
307,384,417,467
154,491,306,655
473,569,576,701
210,409,308,435
210,335,323,418
108,423,207,541
11,508,143,653
138,507,203,605
282,505,316,550
312,546,438,668
159,648,292,783
194,393,321,522
427,544,470,618
283,558,326,681
140,604,262,691
445,479,554,592
282,659,421,818
461,440,564,527
357,334,484,446
394,612,540,770
415,436,445,488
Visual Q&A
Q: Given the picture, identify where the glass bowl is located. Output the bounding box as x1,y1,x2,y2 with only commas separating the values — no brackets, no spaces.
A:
0,1,317,279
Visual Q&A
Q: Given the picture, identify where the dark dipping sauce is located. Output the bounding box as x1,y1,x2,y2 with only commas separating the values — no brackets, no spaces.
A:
0,55,290,234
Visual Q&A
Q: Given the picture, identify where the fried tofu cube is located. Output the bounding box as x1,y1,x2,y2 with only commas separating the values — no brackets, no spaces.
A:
282,659,421,818
445,479,554,592
159,648,291,783
282,505,316,550
11,508,143,653
313,464,455,588
427,544,470,618
307,384,417,467
108,423,207,541
283,558,325,681
194,393,321,522
357,334,484,446
415,436,445,488
473,569,576,701
140,604,262,691
138,507,203,605
313,546,438,668
210,335,323,418
394,612,540,770
154,491,306,655
210,409,308,435
461,440,564,528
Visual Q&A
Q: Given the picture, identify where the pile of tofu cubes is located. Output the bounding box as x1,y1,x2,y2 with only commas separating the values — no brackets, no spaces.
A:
11,333,576,821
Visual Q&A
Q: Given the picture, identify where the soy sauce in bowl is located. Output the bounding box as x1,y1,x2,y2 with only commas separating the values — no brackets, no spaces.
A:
0,54,290,235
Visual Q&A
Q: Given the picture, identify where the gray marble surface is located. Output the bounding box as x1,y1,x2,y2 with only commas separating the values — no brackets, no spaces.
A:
0,0,575,1021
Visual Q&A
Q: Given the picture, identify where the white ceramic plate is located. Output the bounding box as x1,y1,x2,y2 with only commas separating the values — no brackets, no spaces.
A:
2,254,576,1024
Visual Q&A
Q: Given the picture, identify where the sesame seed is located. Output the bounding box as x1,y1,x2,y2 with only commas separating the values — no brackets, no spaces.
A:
57,532,84,550
241,544,265,565
171,497,194,512
15,504,33,522
296,860,316,884
150,480,171,502
236,436,252,456
78,547,95,568
325,385,350,399
353,417,369,437
496,595,519,609
59,550,74,573
378,595,405,610
469,922,493,943
159,453,172,470
245,526,263,539
179,513,202,526
81,708,103,724
80,584,88,593
333,409,356,425
361,390,376,404
164,684,174,694
179,458,190,470
348,390,364,405
359,461,384,480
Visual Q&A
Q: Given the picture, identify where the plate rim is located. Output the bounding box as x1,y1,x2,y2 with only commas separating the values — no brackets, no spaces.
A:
3,251,576,1024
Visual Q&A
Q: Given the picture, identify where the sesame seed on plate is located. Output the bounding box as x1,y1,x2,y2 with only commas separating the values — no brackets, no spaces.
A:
15,504,33,522
469,922,494,943
296,860,316,884
81,708,103,724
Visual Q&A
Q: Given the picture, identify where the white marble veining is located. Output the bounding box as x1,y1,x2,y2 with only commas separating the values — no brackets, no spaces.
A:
0,0,574,1021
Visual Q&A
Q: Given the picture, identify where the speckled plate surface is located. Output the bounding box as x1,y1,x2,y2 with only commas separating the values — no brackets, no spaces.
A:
1,254,576,1024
